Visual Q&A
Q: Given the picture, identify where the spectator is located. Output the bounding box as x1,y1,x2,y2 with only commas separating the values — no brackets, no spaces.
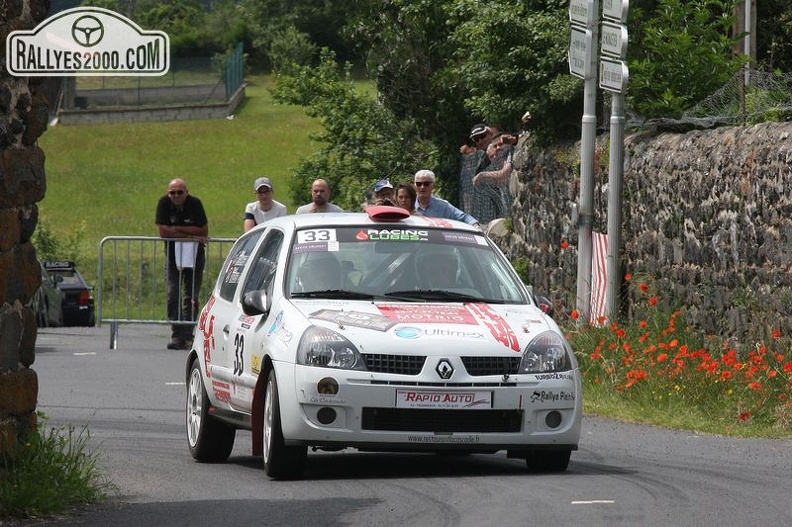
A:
155,178,209,350
295,179,345,214
472,133,513,224
373,178,395,205
243,176,287,232
413,169,479,227
395,182,418,214
459,123,492,215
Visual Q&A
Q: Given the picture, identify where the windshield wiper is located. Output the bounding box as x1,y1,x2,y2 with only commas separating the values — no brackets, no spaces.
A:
384,289,481,301
291,289,376,300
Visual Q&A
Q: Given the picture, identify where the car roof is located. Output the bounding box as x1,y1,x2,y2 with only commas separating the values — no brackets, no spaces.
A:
253,211,479,233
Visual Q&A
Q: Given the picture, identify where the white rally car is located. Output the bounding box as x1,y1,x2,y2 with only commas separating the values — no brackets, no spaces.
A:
186,207,581,479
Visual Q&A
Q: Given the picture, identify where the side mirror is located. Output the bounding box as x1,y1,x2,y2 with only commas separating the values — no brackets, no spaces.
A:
534,295,554,318
242,290,270,317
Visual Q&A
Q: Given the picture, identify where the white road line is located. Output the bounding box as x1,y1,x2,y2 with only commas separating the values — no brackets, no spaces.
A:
166,382,185,386
571,500,615,505
73,352,96,356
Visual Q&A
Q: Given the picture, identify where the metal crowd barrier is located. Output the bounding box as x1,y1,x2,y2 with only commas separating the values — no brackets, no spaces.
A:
97,236,237,349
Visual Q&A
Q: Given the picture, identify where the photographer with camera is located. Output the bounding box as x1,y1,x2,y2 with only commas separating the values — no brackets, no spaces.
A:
372,178,396,206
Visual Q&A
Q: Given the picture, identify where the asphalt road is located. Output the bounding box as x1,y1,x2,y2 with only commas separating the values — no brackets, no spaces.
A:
28,324,792,526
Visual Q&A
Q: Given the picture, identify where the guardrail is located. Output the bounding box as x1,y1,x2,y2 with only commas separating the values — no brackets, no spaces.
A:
97,236,237,349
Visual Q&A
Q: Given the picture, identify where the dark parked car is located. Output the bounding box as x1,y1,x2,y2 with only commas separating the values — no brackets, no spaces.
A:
44,261,95,327
32,261,64,327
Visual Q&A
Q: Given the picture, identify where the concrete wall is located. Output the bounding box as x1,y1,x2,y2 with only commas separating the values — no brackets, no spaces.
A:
490,122,792,348
0,0,51,457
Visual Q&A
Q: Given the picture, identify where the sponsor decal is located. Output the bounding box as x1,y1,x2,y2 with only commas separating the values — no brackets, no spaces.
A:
465,303,521,352
407,435,481,444
198,296,216,377
238,314,255,330
394,326,486,340
291,241,338,254
6,7,169,76
440,231,482,245
396,390,492,409
378,304,477,325
310,309,397,331
212,380,230,403
308,395,348,405
266,310,293,343
251,355,262,374
355,228,429,242
529,390,576,403
534,372,575,381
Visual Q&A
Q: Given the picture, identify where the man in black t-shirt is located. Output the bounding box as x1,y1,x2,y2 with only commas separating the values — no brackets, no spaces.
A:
155,178,209,350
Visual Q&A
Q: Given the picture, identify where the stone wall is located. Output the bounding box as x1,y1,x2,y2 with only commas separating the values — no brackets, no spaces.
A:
492,121,792,348
0,0,51,457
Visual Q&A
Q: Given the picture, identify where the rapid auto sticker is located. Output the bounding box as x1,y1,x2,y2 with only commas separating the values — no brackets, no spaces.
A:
310,309,397,331
377,304,478,325
212,379,231,403
440,231,485,246
198,295,216,377
465,302,521,352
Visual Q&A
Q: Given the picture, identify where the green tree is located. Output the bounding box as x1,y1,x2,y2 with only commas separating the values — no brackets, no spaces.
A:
272,50,437,211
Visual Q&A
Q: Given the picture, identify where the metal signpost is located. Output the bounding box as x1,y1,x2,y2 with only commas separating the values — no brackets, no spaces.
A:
600,0,629,321
568,0,598,325
569,0,629,323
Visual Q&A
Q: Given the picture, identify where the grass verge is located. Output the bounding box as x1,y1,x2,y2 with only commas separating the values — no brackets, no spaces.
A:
0,414,115,520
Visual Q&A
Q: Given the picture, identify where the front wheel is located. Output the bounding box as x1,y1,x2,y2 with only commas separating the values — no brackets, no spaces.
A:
262,370,306,479
525,449,571,473
186,358,236,462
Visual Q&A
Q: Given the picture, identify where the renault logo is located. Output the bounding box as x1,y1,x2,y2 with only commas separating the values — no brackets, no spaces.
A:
436,359,454,380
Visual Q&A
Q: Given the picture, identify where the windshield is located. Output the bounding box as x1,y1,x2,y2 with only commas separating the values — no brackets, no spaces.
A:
286,226,529,304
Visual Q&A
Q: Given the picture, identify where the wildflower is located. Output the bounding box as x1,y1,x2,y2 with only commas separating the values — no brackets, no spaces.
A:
738,411,751,422
783,362,792,374
648,297,658,306
639,283,648,293
772,329,781,339
560,241,569,249
570,309,579,320
624,273,632,281
638,320,647,328
748,381,762,391
656,353,668,363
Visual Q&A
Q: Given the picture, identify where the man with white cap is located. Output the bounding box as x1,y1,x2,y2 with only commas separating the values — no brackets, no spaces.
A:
243,176,288,232
413,169,479,227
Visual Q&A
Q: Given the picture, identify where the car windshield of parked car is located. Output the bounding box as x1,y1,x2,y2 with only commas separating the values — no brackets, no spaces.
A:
286,226,529,304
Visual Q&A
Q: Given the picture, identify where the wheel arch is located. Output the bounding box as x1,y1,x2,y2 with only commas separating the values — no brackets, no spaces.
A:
251,355,275,457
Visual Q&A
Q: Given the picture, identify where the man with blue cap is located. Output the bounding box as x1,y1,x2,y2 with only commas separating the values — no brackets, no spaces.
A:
373,178,395,205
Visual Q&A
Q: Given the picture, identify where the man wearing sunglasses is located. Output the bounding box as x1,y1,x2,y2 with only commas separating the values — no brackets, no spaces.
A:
155,178,209,350
413,169,479,228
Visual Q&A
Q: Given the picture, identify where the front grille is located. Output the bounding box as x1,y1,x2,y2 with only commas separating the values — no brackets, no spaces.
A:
362,408,522,433
362,354,426,375
461,356,521,376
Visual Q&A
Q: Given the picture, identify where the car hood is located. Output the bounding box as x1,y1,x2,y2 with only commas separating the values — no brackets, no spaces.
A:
289,299,556,354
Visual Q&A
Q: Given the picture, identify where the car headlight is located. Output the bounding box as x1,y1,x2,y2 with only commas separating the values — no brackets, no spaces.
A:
518,331,573,374
296,326,367,370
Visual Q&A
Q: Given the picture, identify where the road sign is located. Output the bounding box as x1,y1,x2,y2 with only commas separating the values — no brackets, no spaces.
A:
568,26,593,79
600,21,628,59
602,0,629,23
599,57,629,93
569,0,596,27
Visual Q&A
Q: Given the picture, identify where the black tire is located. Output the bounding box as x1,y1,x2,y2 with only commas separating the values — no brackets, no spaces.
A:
186,358,236,462
262,370,307,479
525,449,571,473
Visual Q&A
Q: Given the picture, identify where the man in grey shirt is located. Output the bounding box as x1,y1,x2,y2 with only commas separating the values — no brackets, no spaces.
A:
295,179,345,214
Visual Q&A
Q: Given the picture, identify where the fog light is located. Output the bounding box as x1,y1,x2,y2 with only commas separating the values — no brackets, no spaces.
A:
317,407,337,425
545,410,562,429
317,377,339,395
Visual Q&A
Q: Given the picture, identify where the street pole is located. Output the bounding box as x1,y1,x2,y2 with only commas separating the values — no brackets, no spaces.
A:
605,92,625,320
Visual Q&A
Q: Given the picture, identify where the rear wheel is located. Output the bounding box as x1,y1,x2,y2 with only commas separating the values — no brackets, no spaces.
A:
525,449,571,473
262,370,306,479
186,358,235,462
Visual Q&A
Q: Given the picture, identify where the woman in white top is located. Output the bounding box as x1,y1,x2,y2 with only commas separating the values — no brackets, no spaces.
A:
243,177,287,231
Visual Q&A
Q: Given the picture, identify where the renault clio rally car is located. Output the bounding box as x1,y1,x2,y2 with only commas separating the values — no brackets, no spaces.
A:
186,207,581,479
